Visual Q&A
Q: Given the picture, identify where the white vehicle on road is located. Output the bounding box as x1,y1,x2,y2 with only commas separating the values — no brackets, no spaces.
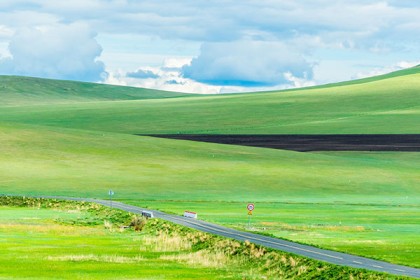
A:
183,211,197,219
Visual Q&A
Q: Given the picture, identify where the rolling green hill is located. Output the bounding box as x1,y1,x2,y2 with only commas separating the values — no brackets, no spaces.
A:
0,123,419,267
0,68,419,267
0,75,192,106
1,66,419,134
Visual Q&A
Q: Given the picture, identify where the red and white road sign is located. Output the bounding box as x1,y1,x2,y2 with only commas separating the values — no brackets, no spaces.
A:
247,203,255,211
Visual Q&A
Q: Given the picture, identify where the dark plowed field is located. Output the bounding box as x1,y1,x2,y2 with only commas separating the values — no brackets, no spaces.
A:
141,134,420,152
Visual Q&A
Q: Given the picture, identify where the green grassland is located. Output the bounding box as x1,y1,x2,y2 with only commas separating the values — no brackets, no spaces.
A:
134,199,419,267
0,202,235,279
0,67,419,134
0,197,407,279
0,206,257,279
0,123,418,267
0,67,419,270
0,76,192,106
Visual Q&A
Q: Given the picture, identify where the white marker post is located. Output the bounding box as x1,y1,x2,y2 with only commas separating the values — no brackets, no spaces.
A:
247,203,254,228
108,190,114,208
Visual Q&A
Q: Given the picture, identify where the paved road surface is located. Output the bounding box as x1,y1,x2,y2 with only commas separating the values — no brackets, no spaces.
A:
41,196,420,278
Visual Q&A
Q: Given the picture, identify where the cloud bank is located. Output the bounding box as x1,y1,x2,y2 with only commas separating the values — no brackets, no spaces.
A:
0,1,418,92
0,23,106,82
182,41,313,87
126,69,160,79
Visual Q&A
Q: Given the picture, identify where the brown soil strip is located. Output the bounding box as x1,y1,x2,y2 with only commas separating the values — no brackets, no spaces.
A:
139,134,420,152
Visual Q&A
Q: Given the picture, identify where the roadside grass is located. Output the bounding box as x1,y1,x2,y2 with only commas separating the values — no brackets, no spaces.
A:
0,124,418,267
127,200,419,267
0,197,408,279
0,207,223,279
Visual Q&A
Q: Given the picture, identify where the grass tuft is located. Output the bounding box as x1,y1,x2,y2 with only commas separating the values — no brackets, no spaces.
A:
47,254,144,263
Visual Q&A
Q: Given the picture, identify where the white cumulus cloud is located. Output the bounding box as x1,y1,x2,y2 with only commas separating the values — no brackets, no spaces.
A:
0,23,106,82
353,60,420,79
0,0,419,92
182,41,314,87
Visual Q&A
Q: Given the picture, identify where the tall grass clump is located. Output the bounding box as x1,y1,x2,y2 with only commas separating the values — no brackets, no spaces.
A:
0,195,133,227
144,219,405,279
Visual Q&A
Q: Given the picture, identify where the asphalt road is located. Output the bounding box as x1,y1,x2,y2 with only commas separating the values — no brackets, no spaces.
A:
142,134,420,152
41,196,420,278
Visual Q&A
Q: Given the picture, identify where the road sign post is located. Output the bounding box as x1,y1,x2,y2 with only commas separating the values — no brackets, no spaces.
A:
247,203,254,228
108,190,114,208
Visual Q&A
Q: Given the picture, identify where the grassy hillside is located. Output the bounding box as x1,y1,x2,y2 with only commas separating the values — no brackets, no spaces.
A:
0,68,419,268
0,75,192,106
1,124,418,267
1,124,419,203
1,67,419,134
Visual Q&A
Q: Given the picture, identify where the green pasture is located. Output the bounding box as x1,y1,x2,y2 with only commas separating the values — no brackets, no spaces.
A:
1,124,418,204
0,206,249,279
0,75,192,106
128,200,419,267
0,124,418,267
1,201,401,279
0,67,419,270
0,67,419,134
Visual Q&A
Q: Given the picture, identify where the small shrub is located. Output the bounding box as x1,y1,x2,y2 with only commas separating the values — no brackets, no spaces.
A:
130,215,147,231
104,220,113,231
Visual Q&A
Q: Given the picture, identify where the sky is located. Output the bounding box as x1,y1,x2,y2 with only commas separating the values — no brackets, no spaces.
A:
0,1,419,94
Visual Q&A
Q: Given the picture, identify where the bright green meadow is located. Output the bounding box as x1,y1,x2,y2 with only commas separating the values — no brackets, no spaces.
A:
0,205,269,279
0,67,419,269
0,203,254,279
0,67,419,134
1,198,403,279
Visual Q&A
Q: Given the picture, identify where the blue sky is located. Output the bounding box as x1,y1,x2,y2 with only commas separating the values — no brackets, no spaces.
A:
0,1,419,93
